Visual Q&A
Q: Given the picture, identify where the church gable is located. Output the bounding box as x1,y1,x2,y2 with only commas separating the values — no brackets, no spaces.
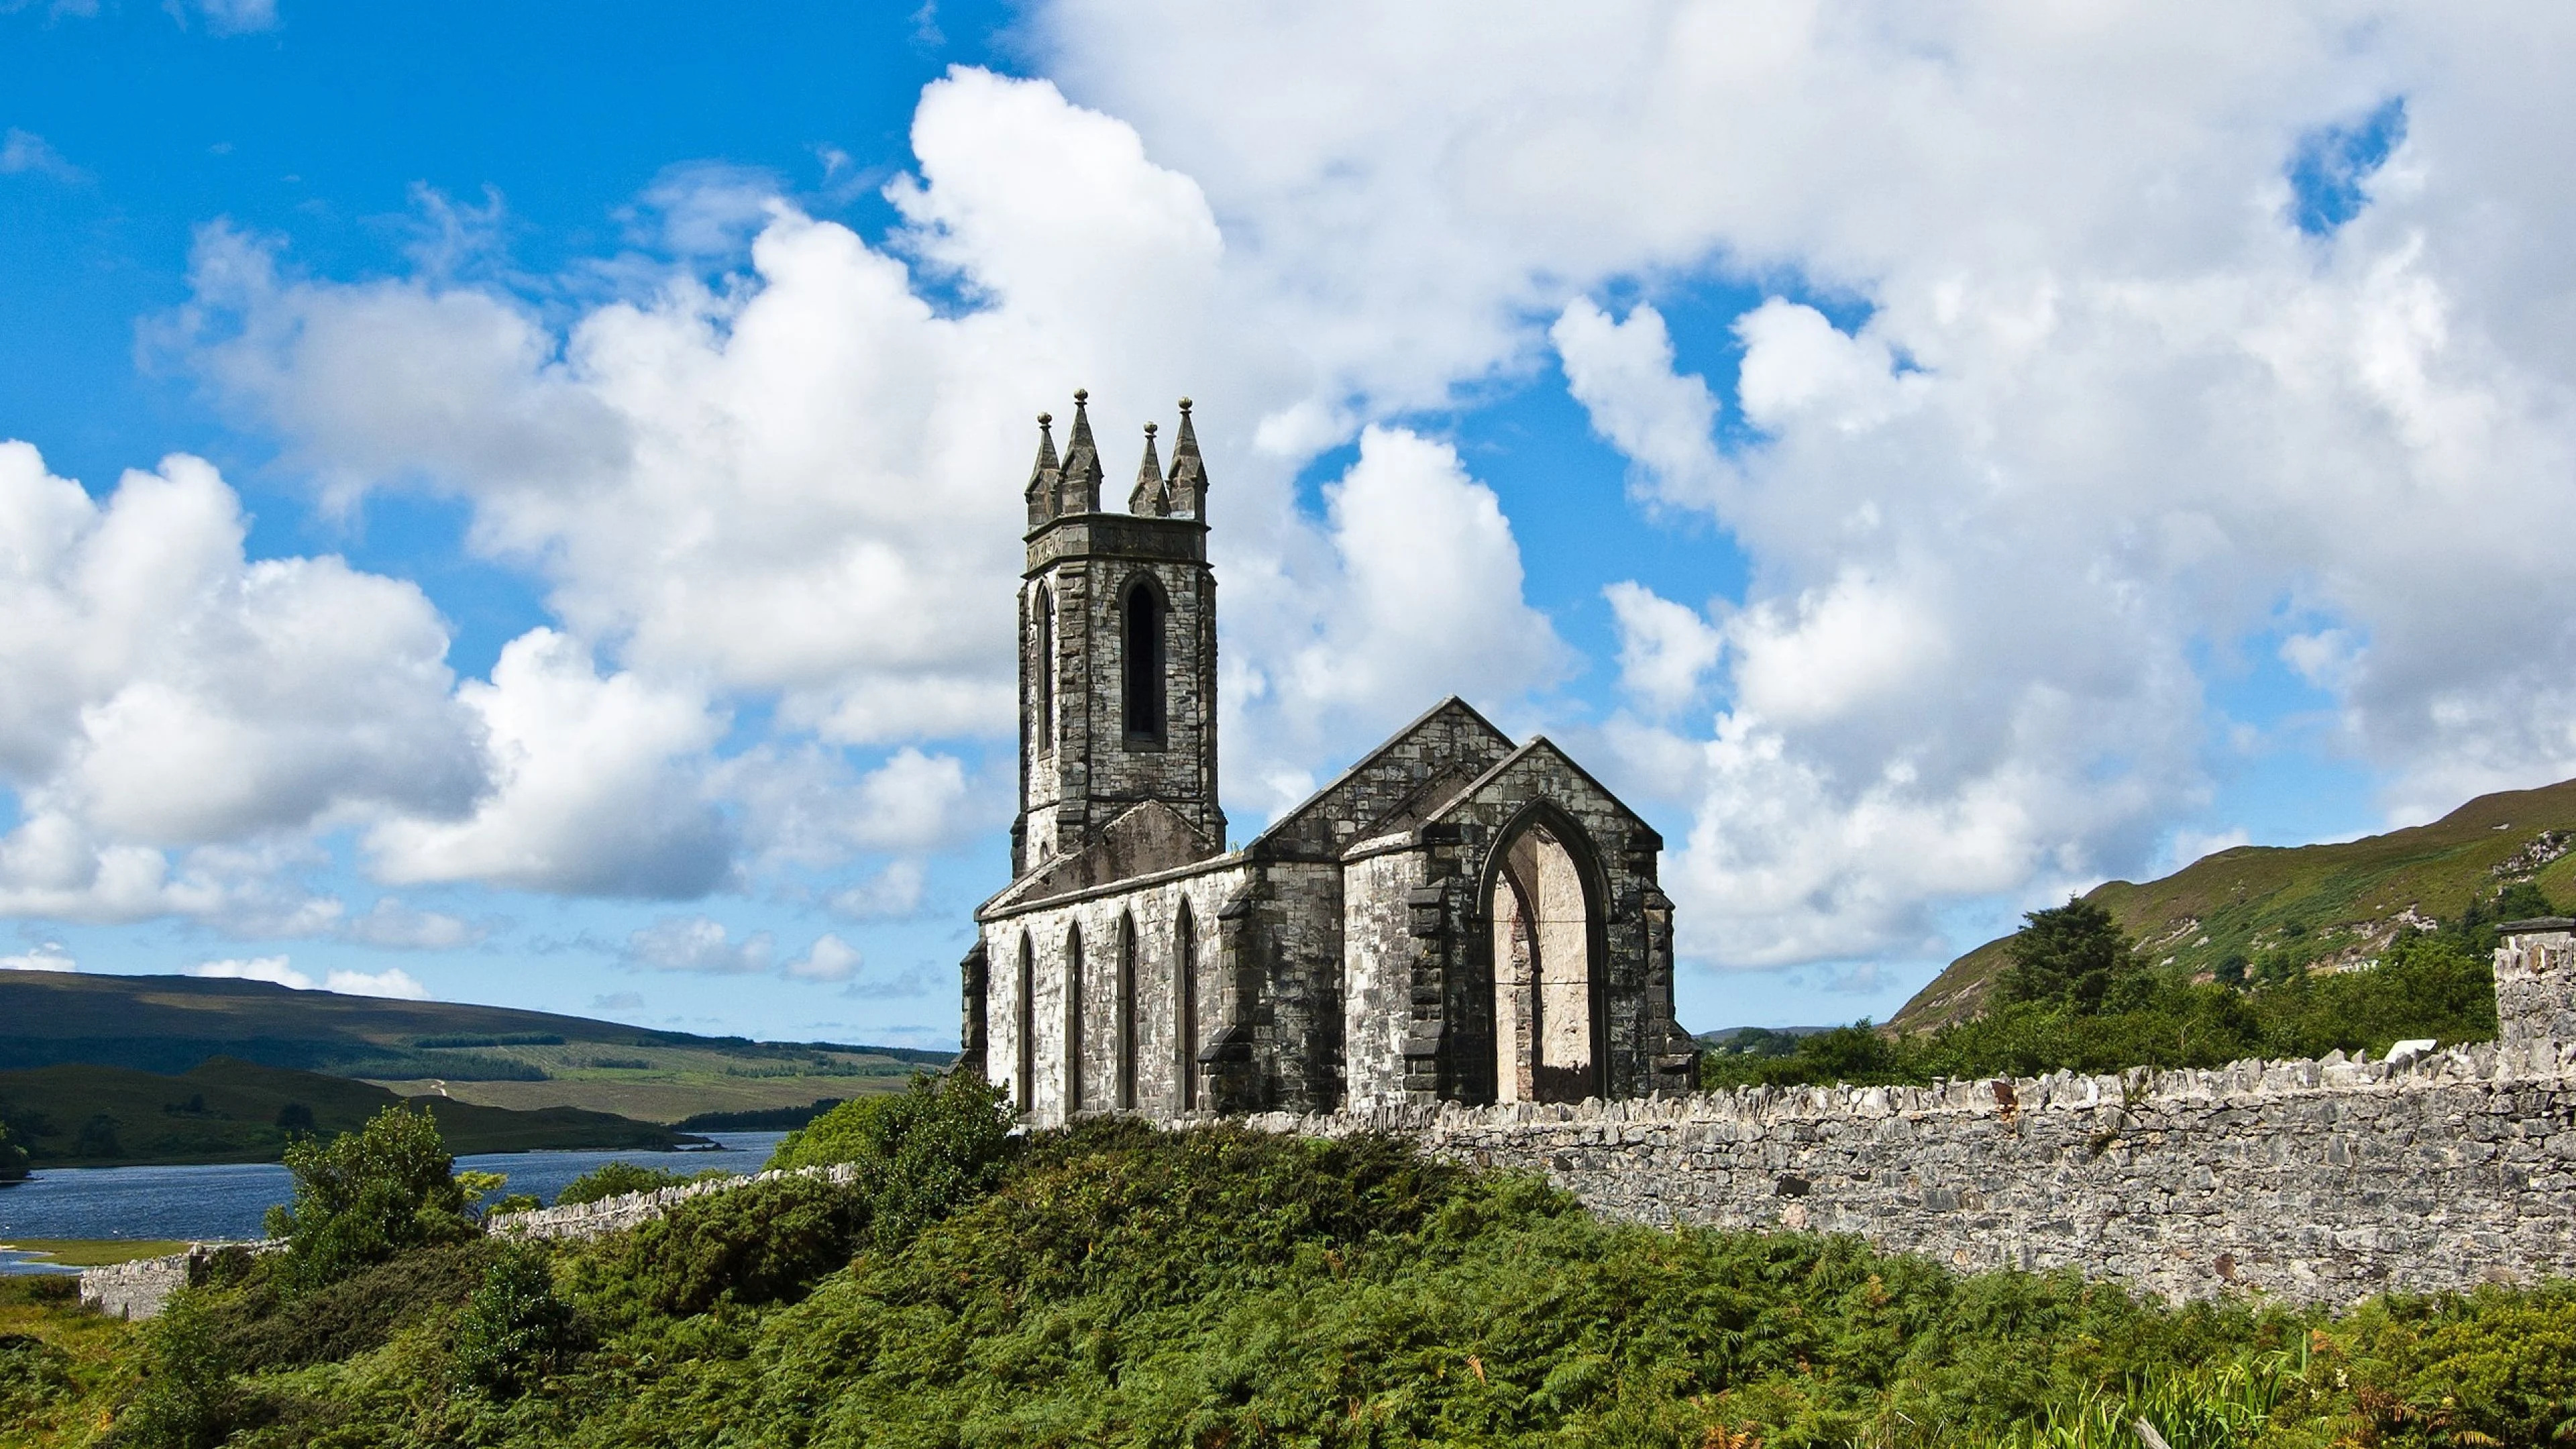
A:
1250,697,1516,861
1416,736,1664,860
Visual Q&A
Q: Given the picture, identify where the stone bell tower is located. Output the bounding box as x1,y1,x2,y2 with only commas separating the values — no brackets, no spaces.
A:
1010,392,1225,876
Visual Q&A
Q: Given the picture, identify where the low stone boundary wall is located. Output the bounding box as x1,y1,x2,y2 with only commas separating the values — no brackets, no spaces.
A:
79,1242,268,1320
486,1163,857,1240
1248,1037,2576,1305
80,1039,2576,1316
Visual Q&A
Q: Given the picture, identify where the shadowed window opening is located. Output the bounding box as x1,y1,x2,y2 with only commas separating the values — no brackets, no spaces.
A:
1116,913,1138,1110
1034,585,1056,754
1176,899,1198,1112
1015,933,1034,1113
1123,578,1166,745
1064,923,1084,1113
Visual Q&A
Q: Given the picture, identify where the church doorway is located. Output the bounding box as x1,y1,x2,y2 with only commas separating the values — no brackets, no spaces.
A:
1488,818,1603,1104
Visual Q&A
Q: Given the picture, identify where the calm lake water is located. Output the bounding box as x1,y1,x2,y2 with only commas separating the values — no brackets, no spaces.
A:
0,1131,789,1273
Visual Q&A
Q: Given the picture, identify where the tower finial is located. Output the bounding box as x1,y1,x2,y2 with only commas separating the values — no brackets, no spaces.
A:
1057,388,1104,514
1129,419,1169,517
1024,409,1063,530
1166,396,1208,522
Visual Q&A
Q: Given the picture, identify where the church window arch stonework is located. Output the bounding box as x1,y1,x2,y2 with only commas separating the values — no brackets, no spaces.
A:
1121,574,1167,747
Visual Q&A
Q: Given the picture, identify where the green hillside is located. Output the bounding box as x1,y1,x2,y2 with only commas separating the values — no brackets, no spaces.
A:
0,1057,696,1165
1890,776,2576,1034
0,972,951,1124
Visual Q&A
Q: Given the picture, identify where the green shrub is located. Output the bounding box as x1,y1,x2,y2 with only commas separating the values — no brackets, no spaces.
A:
204,1240,494,1371
0,1328,76,1424
453,1243,584,1397
553,1159,733,1207
572,1171,868,1320
765,1068,1015,1248
2332,1283,2576,1446
109,1292,258,1449
262,1104,479,1293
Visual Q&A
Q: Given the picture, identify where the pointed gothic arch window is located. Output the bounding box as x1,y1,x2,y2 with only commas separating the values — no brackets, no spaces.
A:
1116,912,1138,1110
1063,922,1085,1113
1175,898,1199,1112
1122,576,1167,745
1034,584,1056,755
1015,932,1035,1114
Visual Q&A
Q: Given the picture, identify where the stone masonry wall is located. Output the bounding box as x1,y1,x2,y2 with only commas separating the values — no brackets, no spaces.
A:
1249,1037,2576,1305
85,1040,2576,1318
2496,922,2576,1045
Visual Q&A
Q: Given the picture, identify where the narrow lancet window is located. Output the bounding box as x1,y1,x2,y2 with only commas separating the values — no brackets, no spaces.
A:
1122,579,1166,745
1015,933,1035,1114
1063,924,1085,1112
1116,913,1138,1111
1175,900,1198,1112
1034,585,1056,754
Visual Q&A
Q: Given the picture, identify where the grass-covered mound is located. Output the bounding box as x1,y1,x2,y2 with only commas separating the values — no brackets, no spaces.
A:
13,1083,2576,1448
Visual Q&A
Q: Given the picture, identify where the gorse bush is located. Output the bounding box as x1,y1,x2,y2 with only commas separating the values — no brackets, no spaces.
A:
262,1104,480,1293
453,1244,584,1397
765,1067,1015,1248
569,1171,869,1320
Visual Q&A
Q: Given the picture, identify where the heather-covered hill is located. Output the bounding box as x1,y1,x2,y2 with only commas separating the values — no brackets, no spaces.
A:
1891,777,2576,1034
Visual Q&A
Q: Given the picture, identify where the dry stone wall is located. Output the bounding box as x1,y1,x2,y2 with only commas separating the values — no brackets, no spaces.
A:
1248,1036,2576,1305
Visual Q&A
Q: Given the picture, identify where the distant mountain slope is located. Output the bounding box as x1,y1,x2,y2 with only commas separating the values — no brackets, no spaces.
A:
0,1057,694,1166
1888,777,2576,1034
0,973,953,1123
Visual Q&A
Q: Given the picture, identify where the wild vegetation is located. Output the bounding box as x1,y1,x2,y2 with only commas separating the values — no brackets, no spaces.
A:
1706,890,2516,1093
5,1090,2576,1447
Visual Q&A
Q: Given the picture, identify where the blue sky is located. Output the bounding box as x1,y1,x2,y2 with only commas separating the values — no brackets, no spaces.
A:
3,2,2570,1046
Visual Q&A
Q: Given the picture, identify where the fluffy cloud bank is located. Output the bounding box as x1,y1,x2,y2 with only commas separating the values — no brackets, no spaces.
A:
21,4,2576,1000
1031,3,2576,971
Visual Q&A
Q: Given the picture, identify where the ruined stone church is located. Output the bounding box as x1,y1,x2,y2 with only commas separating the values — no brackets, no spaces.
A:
959,392,1700,1124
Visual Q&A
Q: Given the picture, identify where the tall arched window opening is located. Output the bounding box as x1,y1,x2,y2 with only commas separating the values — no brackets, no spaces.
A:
1122,578,1166,745
1034,585,1056,754
1175,899,1198,1112
1015,933,1035,1114
1116,914,1138,1110
1063,924,1085,1113
1487,821,1602,1106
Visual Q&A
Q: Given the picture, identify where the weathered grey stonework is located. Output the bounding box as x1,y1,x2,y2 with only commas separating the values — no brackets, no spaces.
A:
2496,918,2576,1044
969,393,1697,1126
78,1242,270,1320
1248,1036,2576,1305
488,1163,859,1240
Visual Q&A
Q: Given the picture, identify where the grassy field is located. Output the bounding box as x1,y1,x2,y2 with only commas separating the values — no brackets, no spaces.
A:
0,971,951,1122
0,1057,693,1165
0,1239,189,1267
1890,775,2576,1032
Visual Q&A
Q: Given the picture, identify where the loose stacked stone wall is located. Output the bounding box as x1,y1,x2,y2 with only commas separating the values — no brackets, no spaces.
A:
1249,1037,2576,1305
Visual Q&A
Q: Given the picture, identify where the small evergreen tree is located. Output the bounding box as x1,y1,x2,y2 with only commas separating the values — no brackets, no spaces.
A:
1995,896,2140,1014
